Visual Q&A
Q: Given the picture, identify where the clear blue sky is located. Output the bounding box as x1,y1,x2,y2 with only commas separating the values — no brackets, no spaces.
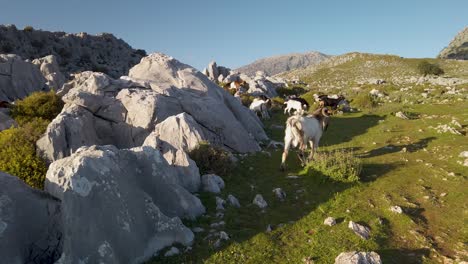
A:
1,0,466,70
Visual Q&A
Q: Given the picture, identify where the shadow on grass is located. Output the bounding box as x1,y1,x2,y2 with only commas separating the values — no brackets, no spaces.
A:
147,147,403,263
378,248,430,264
359,137,436,158
322,114,382,146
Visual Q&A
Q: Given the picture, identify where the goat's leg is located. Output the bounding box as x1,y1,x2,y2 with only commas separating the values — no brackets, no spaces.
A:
281,137,292,171
307,140,315,162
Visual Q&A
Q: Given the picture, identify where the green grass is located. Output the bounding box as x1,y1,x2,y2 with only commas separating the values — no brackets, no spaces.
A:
148,100,467,263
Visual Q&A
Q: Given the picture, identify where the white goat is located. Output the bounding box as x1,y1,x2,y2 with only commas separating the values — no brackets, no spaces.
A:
284,100,304,115
280,107,330,170
249,98,271,119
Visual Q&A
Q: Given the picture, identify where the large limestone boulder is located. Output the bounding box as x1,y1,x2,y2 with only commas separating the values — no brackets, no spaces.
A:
0,54,48,102
32,55,66,90
38,53,267,163
143,113,205,192
46,145,204,264
0,171,62,264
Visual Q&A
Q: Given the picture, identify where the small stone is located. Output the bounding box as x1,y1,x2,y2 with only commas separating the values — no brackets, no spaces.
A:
459,151,468,158
219,231,230,240
227,194,241,208
396,111,409,119
210,221,225,228
215,212,224,218
272,188,286,201
390,206,403,214
164,247,180,257
348,221,371,240
401,147,407,153
192,227,204,233
324,217,336,226
216,196,225,211
440,193,447,197
287,175,300,179
423,196,430,199
253,194,268,209
266,224,272,232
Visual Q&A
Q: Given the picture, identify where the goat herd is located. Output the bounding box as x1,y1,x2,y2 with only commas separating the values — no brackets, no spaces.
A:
246,94,350,171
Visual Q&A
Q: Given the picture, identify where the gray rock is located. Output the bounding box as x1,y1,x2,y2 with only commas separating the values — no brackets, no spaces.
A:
0,171,62,264
32,55,66,90
143,113,204,192
0,54,48,102
201,174,225,193
324,217,337,226
390,206,403,214
215,196,225,211
0,25,144,78
395,111,409,119
39,53,268,163
0,111,16,131
459,151,468,158
207,61,219,81
46,145,204,263
348,221,371,240
192,227,204,233
272,188,286,201
164,247,180,257
227,194,241,208
253,194,268,209
334,251,382,264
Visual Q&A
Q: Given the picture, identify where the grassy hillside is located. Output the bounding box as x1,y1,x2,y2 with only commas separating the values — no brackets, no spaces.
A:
280,53,468,89
147,53,467,263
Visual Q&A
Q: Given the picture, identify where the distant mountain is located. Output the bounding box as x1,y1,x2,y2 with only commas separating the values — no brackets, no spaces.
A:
438,26,468,60
0,24,146,78
235,51,330,76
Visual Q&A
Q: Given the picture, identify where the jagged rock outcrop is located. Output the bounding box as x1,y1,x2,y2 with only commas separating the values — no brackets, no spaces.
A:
438,26,468,60
37,53,267,163
0,24,145,78
235,51,330,76
32,55,66,90
0,54,48,101
46,145,203,264
143,113,204,192
0,171,62,264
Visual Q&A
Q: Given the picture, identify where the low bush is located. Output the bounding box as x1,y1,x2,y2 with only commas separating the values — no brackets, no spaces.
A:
189,141,233,176
11,91,64,124
352,93,379,109
0,118,49,189
240,94,255,107
417,60,444,76
307,149,361,182
23,26,34,32
276,86,306,97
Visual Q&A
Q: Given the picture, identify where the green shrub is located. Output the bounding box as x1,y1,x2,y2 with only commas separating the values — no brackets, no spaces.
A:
23,26,34,32
240,94,254,107
352,93,378,109
276,86,306,97
11,91,64,124
0,118,49,189
189,141,233,176
417,61,444,76
307,149,361,182
270,96,285,111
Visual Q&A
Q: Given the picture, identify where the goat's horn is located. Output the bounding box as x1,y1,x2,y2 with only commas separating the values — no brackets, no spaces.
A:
322,107,330,117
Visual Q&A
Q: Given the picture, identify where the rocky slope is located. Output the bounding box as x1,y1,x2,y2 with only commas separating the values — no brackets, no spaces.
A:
438,26,468,60
0,24,145,78
235,51,330,76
